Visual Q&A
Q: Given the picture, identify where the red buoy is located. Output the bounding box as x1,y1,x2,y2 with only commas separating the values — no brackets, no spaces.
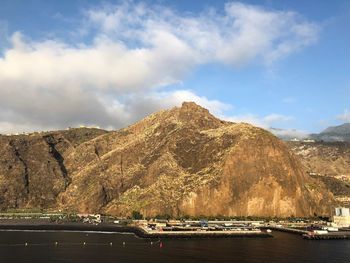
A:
159,241,163,248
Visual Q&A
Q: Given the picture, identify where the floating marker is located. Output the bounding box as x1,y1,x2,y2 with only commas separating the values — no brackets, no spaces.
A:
25,242,28,247
83,242,86,246
159,242,163,248
110,242,113,246
150,241,153,245
55,241,58,246
123,241,125,246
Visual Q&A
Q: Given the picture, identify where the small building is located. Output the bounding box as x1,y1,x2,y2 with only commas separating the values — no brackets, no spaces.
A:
335,207,350,216
303,139,315,143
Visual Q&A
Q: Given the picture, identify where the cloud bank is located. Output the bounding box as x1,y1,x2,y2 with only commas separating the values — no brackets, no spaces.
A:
0,1,319,133
337,109,350,122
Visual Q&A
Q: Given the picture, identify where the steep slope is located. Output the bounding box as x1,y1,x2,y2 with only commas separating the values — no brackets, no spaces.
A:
288,141,350,206
55,102,334,217
0,128,108,209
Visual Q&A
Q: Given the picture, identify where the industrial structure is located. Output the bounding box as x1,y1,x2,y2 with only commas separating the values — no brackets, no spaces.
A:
332,207,350,227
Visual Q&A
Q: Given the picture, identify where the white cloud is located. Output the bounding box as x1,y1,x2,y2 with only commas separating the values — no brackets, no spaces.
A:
85,1,319,65
223,112,308,139
1,32,193,92
337,109,350,122
224,113,293,128
0,1,319,133
268,128,310,140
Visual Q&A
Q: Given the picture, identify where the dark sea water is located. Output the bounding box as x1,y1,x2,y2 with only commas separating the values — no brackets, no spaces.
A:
0,231,349,263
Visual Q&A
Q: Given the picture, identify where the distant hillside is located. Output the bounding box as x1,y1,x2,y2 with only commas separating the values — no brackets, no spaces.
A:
271,123,350,142
288,141,350,207
311,123,350,142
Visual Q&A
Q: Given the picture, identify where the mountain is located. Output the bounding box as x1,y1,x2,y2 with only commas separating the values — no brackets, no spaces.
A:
270,123,350,143
0,102,334,217
311,123,350,142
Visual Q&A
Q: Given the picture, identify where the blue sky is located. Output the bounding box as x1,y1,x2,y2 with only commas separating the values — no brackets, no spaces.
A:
0,0,349,135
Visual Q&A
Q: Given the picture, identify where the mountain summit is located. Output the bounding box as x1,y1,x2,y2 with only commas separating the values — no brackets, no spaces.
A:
0,102,333,217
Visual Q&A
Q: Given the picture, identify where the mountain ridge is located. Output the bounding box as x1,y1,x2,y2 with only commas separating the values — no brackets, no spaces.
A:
312,123,350,142
270,123,350,142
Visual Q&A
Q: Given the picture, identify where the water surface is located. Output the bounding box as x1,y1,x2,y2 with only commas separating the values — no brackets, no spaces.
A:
0,231,349,263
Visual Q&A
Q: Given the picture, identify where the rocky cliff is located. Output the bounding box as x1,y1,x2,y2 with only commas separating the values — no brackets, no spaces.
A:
288,141,350,207
0,128,108,209
0,102,334,217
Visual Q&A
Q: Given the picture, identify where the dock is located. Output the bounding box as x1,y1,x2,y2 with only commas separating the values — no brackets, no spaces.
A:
302,232,350,240
261,226,308,235
139,227,272,238
0,222,272,239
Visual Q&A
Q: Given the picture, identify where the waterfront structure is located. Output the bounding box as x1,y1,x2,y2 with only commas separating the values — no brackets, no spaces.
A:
335,207,350,216
333,207,350,227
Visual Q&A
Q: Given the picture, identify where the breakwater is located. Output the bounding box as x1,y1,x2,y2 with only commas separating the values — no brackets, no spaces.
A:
261,226,308,235
139,228,271,238
302,232,350,240
0,222,271,239
0,223,142,235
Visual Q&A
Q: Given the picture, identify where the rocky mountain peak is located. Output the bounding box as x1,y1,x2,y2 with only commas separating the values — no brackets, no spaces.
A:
180,101,208,112
176,101,225,130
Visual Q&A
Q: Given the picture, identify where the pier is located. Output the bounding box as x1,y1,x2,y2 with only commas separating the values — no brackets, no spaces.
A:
261,226,308,235
139,227,271,238
0,222,272,239
302,232,350,240
262,225,350,240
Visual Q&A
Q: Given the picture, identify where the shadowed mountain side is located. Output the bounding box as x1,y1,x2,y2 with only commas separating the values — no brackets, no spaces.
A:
0,128,108,208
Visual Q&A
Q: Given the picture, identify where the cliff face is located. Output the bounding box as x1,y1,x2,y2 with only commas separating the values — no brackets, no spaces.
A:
288,141,350,207
0,128,107,209
0,102,334,217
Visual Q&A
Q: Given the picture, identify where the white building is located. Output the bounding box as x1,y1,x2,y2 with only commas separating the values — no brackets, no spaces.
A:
333,207,350,227
335,207,350,216
303,139,315,143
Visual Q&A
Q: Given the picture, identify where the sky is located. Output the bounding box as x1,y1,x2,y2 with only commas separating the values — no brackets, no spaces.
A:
0,0,349,136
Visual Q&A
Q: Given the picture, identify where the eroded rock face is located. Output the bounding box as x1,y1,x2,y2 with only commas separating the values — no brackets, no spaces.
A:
0,103,334,217
0,128,107,209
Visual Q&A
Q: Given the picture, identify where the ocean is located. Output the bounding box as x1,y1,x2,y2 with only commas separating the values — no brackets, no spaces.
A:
0,230,349,263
